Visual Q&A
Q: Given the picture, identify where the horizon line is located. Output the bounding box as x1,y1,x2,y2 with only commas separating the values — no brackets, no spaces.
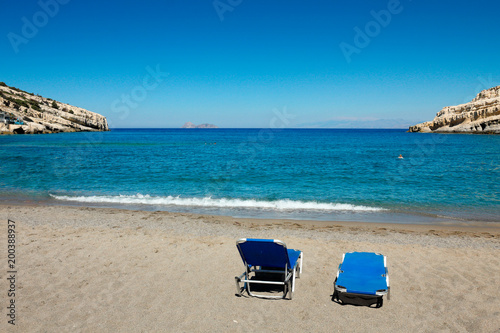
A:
108,127,410,130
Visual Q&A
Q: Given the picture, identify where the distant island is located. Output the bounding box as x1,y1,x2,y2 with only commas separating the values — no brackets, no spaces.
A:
182,122,218,129
0,81,109,134
409,85,500,134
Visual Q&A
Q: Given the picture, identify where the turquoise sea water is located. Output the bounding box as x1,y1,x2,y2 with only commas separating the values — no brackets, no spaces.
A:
1,129,499,224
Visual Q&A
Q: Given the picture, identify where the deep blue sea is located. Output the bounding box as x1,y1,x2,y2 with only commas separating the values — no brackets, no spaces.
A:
1,129,499,224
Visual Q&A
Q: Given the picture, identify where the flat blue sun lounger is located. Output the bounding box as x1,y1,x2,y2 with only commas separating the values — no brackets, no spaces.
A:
235,238,303,299
334,252,390,307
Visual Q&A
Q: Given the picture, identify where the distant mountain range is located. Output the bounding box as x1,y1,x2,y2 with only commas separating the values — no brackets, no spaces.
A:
297,118,417,129
182,122,218,128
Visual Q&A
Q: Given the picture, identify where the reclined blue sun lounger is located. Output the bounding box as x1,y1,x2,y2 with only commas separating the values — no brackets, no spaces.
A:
333,252,390,307
235,238,303,299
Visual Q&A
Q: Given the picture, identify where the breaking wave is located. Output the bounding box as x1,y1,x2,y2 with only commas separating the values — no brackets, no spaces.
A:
49,194,385,212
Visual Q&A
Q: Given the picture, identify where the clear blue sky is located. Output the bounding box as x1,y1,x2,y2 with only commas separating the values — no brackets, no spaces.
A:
1,0,499,128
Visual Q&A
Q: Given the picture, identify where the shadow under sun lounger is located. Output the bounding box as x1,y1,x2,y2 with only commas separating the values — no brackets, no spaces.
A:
235,238,303,300
333,252,390,308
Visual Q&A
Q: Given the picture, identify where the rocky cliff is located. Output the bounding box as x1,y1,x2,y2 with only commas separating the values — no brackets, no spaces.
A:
182,122,218,128
409,85,500,134
0,82,109,134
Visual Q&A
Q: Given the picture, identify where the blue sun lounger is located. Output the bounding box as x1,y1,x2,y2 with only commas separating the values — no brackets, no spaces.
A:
235,238,303,299
333,252,390,307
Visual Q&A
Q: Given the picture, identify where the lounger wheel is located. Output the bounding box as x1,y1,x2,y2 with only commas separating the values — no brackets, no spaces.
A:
282,281,292,300
332,289,338,302
287,281,293,300
235,287,244,297
334,292,343,304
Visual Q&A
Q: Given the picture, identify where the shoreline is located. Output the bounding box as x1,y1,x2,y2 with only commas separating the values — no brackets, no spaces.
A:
4,195,500,226
2,203,499,239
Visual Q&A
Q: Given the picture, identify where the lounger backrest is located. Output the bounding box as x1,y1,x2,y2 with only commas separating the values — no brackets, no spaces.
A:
237,238,289,269
341,252,386,276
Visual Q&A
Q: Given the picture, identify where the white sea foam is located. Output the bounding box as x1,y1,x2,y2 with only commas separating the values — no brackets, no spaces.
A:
49,194,385,212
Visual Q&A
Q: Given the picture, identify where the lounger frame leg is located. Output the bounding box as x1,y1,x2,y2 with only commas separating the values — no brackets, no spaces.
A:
296,252,303,278
288,280,293,300
236,266,294,299
235,271,247,296
289,252,302,298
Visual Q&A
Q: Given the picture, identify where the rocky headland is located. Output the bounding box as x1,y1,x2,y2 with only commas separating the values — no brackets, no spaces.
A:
409,85,500,134
182,122,218,128
0,82,109,134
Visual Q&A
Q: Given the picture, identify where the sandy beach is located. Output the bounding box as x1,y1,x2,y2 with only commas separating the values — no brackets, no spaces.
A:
1,204,499,332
